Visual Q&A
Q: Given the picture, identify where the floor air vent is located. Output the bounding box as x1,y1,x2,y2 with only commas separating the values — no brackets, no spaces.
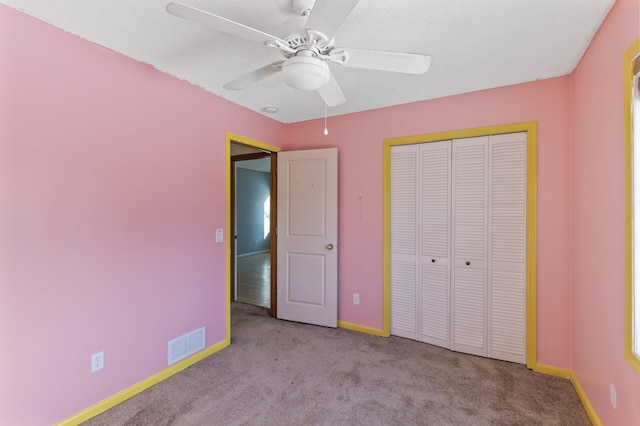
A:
168,326,205,365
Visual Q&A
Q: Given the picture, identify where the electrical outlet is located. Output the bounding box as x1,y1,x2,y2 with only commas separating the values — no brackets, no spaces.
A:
353,293,360,305
610,383,616,409
91,351,104,373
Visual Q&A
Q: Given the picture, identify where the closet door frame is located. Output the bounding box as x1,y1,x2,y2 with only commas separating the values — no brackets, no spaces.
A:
383,121,538,369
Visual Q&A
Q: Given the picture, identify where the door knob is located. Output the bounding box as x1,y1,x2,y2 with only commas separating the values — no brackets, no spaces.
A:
431,259,436,263
466,261,471,266
326,243,334,250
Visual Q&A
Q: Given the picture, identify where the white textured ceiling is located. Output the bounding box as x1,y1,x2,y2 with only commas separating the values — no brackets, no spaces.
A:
1,0,615,123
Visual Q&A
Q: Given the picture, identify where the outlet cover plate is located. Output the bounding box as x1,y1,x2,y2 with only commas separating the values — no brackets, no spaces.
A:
91,351,104,372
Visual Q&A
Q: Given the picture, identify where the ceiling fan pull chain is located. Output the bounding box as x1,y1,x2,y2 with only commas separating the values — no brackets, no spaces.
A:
324,102,328,136
323,60,329,136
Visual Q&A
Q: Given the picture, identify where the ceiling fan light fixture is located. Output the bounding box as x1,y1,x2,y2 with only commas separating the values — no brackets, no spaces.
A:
282,56,330,91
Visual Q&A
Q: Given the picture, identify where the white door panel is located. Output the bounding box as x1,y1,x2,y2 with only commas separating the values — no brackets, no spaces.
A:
391,257,417,339
287,253,326,306
390,145,418,339
288,160,327,237
489,270,525,362
451,265,486,356
418,141,451,348
451,137,488,357
277,148,338,327
488,133,526,363
420,261,449,347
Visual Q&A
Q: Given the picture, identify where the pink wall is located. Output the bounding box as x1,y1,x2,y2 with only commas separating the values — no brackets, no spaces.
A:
571,0,640,423
3,0,638,424
0,6,284,425
285,76,573,368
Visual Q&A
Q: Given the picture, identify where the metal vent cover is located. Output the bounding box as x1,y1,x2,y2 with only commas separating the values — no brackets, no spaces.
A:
168,326,205,365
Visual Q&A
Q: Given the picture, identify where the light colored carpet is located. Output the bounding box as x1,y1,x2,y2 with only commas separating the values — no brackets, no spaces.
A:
83,302,590,425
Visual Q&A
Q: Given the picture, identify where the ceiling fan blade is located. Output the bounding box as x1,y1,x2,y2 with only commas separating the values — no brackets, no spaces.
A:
316,69,346,107
166,2,287,46
223,61,284,90
304,0,360,41
335,48,432,75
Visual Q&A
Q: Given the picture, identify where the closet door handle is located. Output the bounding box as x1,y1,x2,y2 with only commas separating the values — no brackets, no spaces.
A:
465,261,471,266
326,243,334,250
431,259,436,263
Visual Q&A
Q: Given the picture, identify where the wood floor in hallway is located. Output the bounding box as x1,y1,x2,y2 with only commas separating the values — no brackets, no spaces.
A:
236,251,270,308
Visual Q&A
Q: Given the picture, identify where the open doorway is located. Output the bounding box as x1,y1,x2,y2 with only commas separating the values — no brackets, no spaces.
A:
234,154,270,308
229,137,278,317
227,134,338,328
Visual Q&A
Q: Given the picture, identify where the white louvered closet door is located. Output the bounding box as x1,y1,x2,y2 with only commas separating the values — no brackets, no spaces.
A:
488,133,526,363
419,141,451,348
390,133,526,365
390,145,418,340
450,137,489,357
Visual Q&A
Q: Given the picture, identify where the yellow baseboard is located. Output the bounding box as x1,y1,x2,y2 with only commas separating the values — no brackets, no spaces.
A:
569,372,602,426
532,362,571,378
533,363,600,426
337,320,387,337
55,338,230,426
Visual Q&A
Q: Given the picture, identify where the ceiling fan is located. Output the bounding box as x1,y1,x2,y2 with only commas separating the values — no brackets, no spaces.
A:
166,0,432,107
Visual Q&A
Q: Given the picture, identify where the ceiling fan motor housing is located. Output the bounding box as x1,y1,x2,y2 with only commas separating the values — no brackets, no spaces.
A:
281,54,330,91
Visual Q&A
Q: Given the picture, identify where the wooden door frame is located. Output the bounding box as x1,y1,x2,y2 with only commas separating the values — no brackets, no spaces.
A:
226,133,281,325
230,152,271,304
269,152,278,317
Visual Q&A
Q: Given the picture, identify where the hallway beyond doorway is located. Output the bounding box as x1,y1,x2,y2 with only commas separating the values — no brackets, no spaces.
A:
236,252,270,308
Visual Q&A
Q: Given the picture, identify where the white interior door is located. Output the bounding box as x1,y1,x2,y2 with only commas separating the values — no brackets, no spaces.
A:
277,148,338,327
